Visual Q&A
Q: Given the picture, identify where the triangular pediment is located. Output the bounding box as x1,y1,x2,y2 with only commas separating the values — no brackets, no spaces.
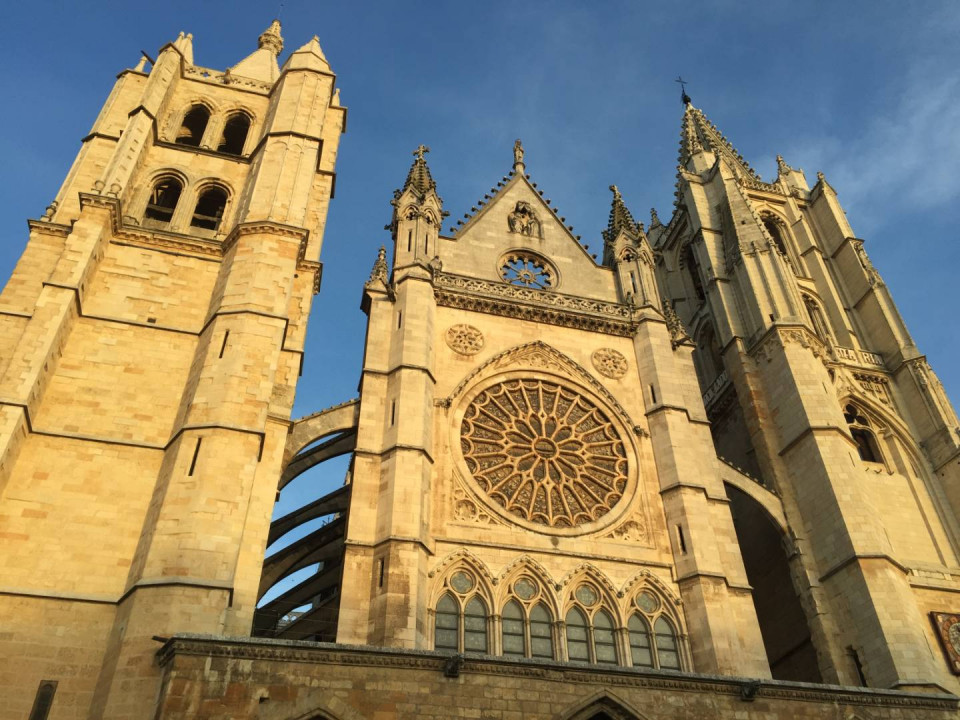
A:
438,172,617,302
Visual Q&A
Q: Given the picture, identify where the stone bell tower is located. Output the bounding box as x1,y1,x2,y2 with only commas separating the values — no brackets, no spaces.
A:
650,98,960,692
0,22,344,719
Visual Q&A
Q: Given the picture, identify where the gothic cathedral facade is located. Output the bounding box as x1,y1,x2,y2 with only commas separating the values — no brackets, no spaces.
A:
1,23,959,720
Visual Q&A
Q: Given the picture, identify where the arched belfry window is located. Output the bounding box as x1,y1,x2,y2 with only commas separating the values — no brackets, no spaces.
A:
191,185,228,231
683,243,705,302
763,217,798,275
143,177,182,228
500,575,555,659
844,403,882,463
433,569,489,653
564,582,619,665
176,105,210,147
627,589,682,670
217,113,251,155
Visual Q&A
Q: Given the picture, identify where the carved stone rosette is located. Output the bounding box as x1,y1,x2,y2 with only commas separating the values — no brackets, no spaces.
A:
591,348,628,379
446,324,484,356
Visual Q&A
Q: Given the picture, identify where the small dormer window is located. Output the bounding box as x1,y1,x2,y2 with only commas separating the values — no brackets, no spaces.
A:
499,252,556,290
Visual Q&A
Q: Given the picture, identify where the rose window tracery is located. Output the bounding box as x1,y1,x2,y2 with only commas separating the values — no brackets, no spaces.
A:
460,379,628,528
499,253,556,289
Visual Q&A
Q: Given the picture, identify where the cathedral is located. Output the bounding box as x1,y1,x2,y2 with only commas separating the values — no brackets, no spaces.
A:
3,20,960,720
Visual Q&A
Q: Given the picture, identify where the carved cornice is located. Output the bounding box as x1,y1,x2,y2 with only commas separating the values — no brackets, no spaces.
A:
433,272,638,337
156,636,959,710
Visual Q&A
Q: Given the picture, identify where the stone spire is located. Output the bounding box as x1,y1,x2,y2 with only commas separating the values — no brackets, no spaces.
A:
402,145,437,197
679,103,760,180
602,185,641,244
258,19,284,56
229,20,284,82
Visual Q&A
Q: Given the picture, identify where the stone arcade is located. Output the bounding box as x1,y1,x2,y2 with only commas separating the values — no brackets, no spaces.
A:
2,22,960,720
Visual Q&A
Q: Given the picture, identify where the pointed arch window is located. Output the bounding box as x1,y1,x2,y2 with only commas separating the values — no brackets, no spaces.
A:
176,105,210,147
844,403,882,463
763,217,798,275
627,590,683,670
683,244,705,302
654,616,681,669
500,576,555,659
191,185,228,231
217,113,251,155
628,615,654,668
564,582,620,664
433,569,489,653
802,295,833,345
143,177,182,228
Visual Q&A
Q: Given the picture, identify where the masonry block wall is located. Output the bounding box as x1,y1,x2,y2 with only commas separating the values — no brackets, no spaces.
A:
0,24,344,720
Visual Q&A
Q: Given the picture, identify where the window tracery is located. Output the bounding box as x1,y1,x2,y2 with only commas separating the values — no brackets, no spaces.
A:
499,252,556,289
564,582,619,664
500,575,555,659
434,569,490,653
460,379,628,530
627,590,682,670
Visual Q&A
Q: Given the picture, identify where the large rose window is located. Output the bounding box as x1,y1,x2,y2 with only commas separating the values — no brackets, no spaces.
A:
460,379,628,529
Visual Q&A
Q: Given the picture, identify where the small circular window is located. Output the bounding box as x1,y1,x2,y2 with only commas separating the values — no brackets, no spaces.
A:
499,252,556,290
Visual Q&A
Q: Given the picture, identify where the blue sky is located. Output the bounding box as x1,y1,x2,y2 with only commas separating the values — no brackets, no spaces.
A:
1,2,958,594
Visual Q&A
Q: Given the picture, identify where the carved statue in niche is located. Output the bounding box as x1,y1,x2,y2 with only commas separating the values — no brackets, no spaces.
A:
508,201,542,238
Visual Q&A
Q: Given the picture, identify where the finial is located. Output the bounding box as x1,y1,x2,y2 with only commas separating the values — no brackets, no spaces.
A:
817,171,826,184
258,19,284,56
513,139,525,173
366,246,389,286
609,184,621,199
650,207,661,226
675,75,691,105
414,144,430,161
776,154,791,176
134,54,148,72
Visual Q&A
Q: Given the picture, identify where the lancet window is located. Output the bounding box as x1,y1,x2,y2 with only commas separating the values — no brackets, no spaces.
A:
176,105,210,147
434,570,489,653
564,583,618,664
763,216,798,275
627,589,682,670
500,576,555,660
683,244,705,302
844,403,883,463
802,294,833,344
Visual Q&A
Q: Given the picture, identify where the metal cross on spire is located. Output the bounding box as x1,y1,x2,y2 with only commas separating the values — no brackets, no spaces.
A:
675,76,691,105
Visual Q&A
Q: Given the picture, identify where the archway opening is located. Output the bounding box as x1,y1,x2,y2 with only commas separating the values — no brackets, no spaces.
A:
726,484,822,682
253,428,355,642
